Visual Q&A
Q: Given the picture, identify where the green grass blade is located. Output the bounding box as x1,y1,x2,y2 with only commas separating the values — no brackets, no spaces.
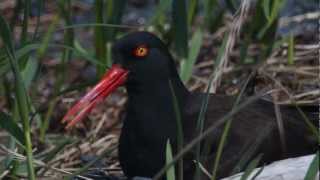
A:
230,108,273,174
262,0,271,20
21,57,38,88
287,34,294,65
19,0,32,69
1,41,101,70
105,0,126,41
0,20,14,56
294,106,319,142
172,0,188,58
203,0,224,32
166,140,176,180
214,32,229,70
40,0,74,142
180,29,203,82
0,49,10,76
210,119,232,180
193,32,228,180
31,0,44,41
250,165,265,179
194,77,212,180
211,72,256,180
269,0,285,23
239,154,263,180
257,0,285,39
20,0,31,45
153,92,268,180
94,0,107,77
304,152,319,180
187,0,198,25
169,80,184,180
230,129,269,175
106,42,112,69
0,14,36,180
18,43,100,66
0,43,100,74
59,23,136,30
0,112,25,147
37,14,60,58
149,0,172,25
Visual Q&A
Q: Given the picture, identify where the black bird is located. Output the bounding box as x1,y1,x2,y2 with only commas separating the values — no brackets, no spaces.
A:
62,31,318,180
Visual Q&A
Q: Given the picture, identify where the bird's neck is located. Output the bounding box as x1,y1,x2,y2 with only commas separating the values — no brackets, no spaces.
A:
126,76,189,102
124,76,189,141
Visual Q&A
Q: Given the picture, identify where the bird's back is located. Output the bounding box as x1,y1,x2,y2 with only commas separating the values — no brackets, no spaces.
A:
181,93,318,179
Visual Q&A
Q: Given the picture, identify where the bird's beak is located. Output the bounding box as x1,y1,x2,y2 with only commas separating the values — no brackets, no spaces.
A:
62,64,128,129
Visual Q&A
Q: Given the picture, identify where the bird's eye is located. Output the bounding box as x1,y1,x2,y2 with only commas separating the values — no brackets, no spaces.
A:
133,45,149,58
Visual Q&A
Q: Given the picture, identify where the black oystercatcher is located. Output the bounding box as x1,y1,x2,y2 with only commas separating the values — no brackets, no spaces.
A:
62,32,318,180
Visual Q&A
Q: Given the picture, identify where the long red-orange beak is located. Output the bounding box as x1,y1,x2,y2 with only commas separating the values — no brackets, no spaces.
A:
62,64,128,129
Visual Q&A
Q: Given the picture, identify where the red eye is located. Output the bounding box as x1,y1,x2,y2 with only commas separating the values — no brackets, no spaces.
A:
133,45,149,57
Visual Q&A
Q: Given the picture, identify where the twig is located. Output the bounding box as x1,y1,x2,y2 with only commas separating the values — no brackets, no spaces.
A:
0,170,10,179
280,11,320,26
0,145,93,180
211,0,251,93
264,66,319,77
193,160,212,179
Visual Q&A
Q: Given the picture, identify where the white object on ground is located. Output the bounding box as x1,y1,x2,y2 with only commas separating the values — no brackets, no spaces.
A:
221,154,318,180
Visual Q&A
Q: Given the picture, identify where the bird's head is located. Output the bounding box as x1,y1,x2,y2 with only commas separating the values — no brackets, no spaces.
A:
62,31,179,128
112,31,177,85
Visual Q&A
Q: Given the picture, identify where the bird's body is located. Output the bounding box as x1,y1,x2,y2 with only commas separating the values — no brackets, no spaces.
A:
119,83,317,179
63,32,318,180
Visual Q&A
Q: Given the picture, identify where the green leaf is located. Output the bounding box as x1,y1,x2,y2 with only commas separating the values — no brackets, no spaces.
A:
0,49,10,76
269,0,284,23
304,152,319,180
187,0,198,25
74,40,90,57
0,112,25,146
166,140,176,180
169,79,184,180
60,23,135,30
262,0,271,20
211,117,232,180
172,0,188,58
203,0,224,33
21,43,100,65
0,13,36,180
37,14,60,58
0,18,15,59
105,0,126,41
287,34,294,65
21,57,38,88
94,0,108,77
257,0,285,39
1,42,100,79
180,29,203,82
214,32,229,70
240,154,263,180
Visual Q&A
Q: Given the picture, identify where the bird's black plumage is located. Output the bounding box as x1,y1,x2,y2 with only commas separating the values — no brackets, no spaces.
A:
111,32,318,180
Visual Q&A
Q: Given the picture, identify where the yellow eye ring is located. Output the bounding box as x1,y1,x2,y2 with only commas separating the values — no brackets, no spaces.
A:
133,45,149,57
